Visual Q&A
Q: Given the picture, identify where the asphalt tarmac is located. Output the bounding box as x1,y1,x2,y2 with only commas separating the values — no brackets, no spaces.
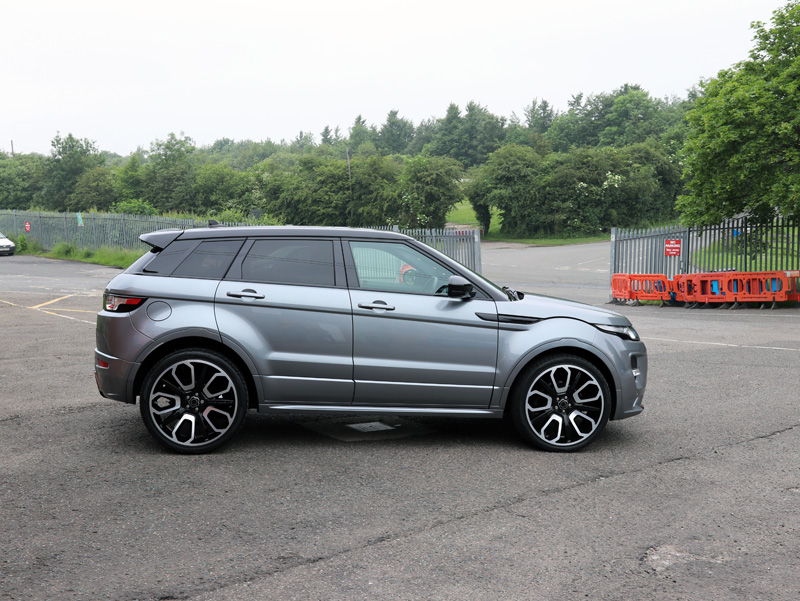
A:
1,245,799,601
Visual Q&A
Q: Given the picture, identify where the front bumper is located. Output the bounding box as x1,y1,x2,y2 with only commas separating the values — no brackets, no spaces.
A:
611,340,647,420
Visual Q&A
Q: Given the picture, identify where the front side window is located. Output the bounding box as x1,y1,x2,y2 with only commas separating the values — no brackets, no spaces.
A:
348,241,454,294
241,239,335,286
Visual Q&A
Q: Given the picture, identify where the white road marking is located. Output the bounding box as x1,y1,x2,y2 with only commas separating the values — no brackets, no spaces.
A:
1,297,95,325
647,337,800,352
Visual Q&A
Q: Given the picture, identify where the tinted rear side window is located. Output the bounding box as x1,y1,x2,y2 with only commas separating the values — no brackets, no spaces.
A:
172,240,244,279
141,240,199,275
241,239,335,286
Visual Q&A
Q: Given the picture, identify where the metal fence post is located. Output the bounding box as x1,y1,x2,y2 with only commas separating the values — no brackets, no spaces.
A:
609,228,617,302
473,229,482,274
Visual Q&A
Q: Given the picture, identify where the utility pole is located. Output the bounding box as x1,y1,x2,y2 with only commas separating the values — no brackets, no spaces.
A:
346,147,353,205
10,140,14,157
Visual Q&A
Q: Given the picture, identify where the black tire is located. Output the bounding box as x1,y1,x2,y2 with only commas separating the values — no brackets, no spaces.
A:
510,354,611,452
140,349,248,453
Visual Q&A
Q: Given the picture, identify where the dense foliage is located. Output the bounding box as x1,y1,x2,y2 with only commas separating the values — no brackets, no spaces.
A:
2,84,693,234
678,1,800,225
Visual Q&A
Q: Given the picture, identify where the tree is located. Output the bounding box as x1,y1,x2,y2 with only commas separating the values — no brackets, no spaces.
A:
0,152,45,209
348,115,378,154
394,156,463,228
427,103,463,160
140,133,198,212
678,1,800,224
524,98,556,134
116,153,145,202
377,110,415,155
348,155,402,226
405,117,438,156
504,98,556,150
68,166,120,211
38,133,104,211
428,102,506,168
597,87,661,147
466,144,542,236
193,163,253,212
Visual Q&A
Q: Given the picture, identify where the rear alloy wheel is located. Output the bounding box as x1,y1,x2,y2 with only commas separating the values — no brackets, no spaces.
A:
140,349,248,453
511,354,610,452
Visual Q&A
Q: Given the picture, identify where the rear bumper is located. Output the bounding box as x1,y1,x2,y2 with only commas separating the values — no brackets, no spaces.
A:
94,349,137,404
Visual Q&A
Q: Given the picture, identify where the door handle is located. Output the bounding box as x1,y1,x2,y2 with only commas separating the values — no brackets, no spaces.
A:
358,301,395,311
227,289,265,299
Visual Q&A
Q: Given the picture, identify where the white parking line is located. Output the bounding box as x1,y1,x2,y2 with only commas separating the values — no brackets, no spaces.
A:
646,337,800,352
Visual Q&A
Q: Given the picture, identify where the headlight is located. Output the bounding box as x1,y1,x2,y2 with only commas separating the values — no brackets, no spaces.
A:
595,324,640,341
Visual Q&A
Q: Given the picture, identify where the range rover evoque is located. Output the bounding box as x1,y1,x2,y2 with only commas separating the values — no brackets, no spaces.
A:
95,226,647,453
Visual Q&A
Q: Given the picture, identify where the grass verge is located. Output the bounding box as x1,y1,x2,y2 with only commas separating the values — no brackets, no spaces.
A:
7,235,143,269
446,202,610,245
46,242,143,268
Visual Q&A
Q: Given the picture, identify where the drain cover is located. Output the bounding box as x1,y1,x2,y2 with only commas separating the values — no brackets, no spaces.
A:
346,421,395,433
301,417,435,442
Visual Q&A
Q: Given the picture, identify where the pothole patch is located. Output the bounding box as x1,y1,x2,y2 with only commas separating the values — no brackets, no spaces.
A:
301,417,435,442
643,544,729,573
643,544,695,572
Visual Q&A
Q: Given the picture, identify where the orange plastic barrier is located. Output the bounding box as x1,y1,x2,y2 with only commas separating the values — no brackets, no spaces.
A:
694,272,732,305
729,272,786,303
611,273,631,301
628,274,672,301
785,271,800,302
723,272,749,305
677,273,700,304
611,271,800,306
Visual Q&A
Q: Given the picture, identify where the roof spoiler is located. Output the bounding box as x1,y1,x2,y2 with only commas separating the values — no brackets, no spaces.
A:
140,229,183,251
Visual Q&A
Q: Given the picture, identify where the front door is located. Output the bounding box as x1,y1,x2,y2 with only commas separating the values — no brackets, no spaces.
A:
346,240,498,407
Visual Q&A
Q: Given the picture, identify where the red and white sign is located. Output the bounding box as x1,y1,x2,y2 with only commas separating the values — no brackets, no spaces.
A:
664,239,682,256
24,221,31,232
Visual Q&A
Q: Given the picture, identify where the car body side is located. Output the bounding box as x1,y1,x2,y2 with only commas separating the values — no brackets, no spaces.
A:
95,227,646,426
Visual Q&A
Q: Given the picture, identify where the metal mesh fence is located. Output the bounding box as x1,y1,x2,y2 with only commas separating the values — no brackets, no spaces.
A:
0,210,483,272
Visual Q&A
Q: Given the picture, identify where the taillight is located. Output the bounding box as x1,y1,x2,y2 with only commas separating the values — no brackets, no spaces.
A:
104,294,146,313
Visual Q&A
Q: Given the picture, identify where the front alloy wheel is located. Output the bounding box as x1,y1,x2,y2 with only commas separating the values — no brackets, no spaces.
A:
140,349,248,453
511,354,611,452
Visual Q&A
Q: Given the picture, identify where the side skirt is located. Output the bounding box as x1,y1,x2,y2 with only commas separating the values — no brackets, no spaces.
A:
258,404,505,419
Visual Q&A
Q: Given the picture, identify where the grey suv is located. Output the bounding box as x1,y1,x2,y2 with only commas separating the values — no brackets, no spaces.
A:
95,226,647,453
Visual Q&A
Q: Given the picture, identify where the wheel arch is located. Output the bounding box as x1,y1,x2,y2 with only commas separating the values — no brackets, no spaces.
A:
499,341,619,420
130,333,262,409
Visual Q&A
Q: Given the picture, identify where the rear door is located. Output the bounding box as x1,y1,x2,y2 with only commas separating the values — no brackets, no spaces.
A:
345,239,499,407
215,237,354,404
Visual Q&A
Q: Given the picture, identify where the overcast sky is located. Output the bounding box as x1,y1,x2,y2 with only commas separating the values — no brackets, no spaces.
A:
1,0,787,156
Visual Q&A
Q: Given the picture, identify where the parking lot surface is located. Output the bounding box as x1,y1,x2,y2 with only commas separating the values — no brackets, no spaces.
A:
1,247,799,601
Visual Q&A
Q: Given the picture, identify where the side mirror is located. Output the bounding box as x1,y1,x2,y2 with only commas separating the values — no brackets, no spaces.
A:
447,275,475,299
